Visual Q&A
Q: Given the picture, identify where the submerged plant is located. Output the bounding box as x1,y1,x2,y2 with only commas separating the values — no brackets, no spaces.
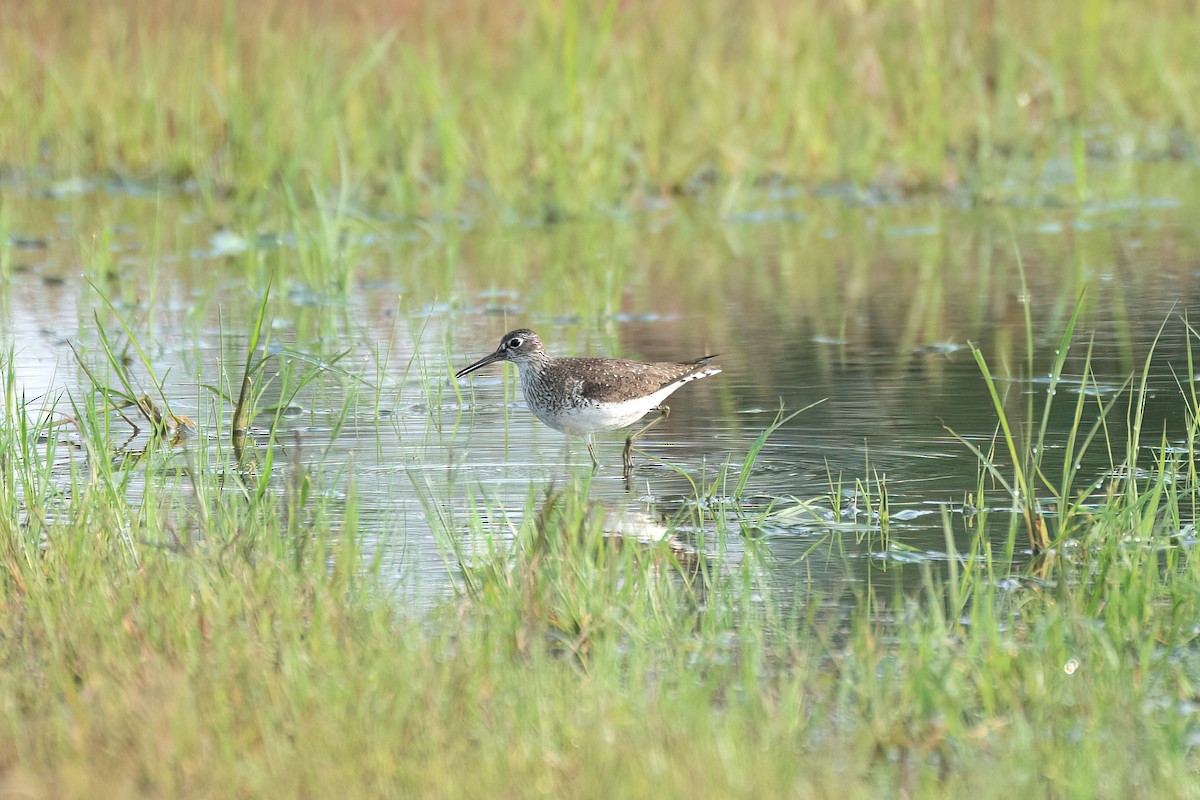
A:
421,478,724,663
952,296,1194,583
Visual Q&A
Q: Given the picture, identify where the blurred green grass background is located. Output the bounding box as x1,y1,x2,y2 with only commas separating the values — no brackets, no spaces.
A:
4,0,1196,217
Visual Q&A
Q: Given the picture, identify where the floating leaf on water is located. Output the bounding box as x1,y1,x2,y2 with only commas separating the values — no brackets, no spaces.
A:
915,341,966,355
478,288,521,300
201,230,249,258
42,176,94,199
874,541,930,563
358,279,403,292
768,500,836,523
1067,382,1122,397
891,508,934,521
611,312,664,323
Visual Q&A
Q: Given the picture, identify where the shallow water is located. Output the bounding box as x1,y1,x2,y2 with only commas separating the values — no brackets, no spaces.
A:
5,166,1200,608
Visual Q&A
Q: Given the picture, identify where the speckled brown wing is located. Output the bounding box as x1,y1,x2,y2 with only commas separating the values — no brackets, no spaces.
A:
552,356,718,404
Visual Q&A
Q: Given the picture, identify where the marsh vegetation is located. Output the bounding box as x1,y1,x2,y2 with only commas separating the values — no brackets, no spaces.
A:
2,1,1200,796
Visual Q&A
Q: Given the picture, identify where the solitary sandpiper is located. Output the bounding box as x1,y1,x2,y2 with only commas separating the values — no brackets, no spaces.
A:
455,329,720,474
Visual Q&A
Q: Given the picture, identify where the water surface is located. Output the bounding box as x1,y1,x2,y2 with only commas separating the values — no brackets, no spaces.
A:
5,166,1199,608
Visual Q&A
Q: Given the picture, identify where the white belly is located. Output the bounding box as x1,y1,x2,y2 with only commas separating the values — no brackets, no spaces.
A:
529,397,660,435
514,360,720,437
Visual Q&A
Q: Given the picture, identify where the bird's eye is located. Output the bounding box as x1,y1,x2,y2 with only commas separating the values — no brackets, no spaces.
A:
507,337,522,349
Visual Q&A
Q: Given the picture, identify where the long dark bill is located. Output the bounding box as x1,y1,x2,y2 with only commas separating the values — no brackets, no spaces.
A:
454,349,506,380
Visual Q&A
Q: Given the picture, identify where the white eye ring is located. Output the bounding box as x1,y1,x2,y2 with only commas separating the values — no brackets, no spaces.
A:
507,338,522,349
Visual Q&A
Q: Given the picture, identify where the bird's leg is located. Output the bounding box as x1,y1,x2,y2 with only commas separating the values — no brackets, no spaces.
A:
586,434,600,471
623,406,670,474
